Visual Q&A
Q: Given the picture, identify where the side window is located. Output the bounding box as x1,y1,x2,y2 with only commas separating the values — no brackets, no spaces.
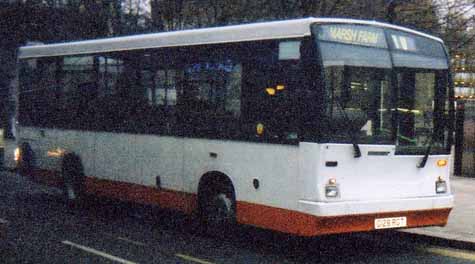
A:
98,55,124,97
19,59,36,126
139,50,184,135
19,52,176,134
60,56,97,129
19,58,58,127
95,54,132,132
16,41,306,143
145,69,179,107
242,40,303,143
180,49,242,138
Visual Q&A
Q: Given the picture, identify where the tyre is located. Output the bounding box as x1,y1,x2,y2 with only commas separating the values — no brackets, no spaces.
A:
199,184,236,237
61,154,85,203
17,143,34,176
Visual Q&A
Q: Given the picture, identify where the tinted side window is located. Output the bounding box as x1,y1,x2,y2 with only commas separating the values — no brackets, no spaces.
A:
144,69,179,107
241,40,303,143
19,58,59,127
60,56,97,129
179,48,242,139
98,56,124,97
137,50,184,135
17,39,308,144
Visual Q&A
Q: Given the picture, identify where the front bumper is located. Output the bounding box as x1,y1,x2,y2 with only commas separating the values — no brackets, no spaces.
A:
290,195,454,236
298,195,454,217
236,195,453,237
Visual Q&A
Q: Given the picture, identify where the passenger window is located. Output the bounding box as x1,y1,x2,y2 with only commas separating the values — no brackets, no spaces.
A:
19,58,59,127
180,53,242,138
242,40,302,143
145,69,180,107
98,55,124,97
183,60,241,117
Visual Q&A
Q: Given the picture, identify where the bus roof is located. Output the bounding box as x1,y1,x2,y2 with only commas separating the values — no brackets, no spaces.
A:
18,17,444,59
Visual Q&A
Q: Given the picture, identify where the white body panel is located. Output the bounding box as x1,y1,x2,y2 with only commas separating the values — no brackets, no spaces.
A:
182,138,299,209
10,126,453,217
317,144,451,201
297,142,453,215
13,127,301,211
133,135,184,189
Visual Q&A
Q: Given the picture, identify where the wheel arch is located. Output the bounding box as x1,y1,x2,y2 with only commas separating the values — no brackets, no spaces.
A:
197,171,237,211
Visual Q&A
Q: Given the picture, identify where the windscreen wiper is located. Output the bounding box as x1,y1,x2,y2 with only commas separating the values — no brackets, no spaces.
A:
334,99,362,158
352,136,362,158
417,133,434,168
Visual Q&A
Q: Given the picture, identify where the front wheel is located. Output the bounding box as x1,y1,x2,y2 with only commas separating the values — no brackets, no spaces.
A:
200,189,236,237
17,143,34,176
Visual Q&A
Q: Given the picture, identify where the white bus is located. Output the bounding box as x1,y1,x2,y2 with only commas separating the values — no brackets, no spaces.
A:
6,18,454,236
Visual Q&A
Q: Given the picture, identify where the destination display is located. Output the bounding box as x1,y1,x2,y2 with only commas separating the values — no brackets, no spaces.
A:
317,24,387,48
316,24,447,60
390,34,416,52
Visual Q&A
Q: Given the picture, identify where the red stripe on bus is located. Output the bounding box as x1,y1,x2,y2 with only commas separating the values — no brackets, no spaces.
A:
84,177,197,214
25,169,197,214
26,169,63,188
25,169,451,236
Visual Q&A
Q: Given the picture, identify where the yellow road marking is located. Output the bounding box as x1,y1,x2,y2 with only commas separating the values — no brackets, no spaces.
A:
62,240,138,264
175,253,214,264
424,246,475,261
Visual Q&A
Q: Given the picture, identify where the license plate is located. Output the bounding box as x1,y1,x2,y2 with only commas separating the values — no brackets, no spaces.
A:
374,216,407,229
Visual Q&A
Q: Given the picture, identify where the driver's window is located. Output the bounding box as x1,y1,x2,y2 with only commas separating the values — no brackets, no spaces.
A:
324,66,392,142
397,71,437,146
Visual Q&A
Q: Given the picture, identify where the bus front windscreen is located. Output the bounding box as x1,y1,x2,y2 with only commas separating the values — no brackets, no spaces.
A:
314,24,450,154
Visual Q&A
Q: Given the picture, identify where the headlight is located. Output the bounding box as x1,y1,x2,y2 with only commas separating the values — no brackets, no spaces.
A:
325,178,339,198
14,147,20,162
436,177,447,194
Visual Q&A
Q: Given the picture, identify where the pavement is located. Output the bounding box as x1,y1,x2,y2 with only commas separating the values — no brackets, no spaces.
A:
402,175,475,248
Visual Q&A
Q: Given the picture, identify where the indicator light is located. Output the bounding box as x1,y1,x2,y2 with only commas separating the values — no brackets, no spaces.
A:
436,159,448,167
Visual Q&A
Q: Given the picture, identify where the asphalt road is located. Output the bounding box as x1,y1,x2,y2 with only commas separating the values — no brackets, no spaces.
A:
1,170,474,264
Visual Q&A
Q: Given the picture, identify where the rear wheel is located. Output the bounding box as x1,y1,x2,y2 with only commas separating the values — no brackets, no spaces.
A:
61,154,85,204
